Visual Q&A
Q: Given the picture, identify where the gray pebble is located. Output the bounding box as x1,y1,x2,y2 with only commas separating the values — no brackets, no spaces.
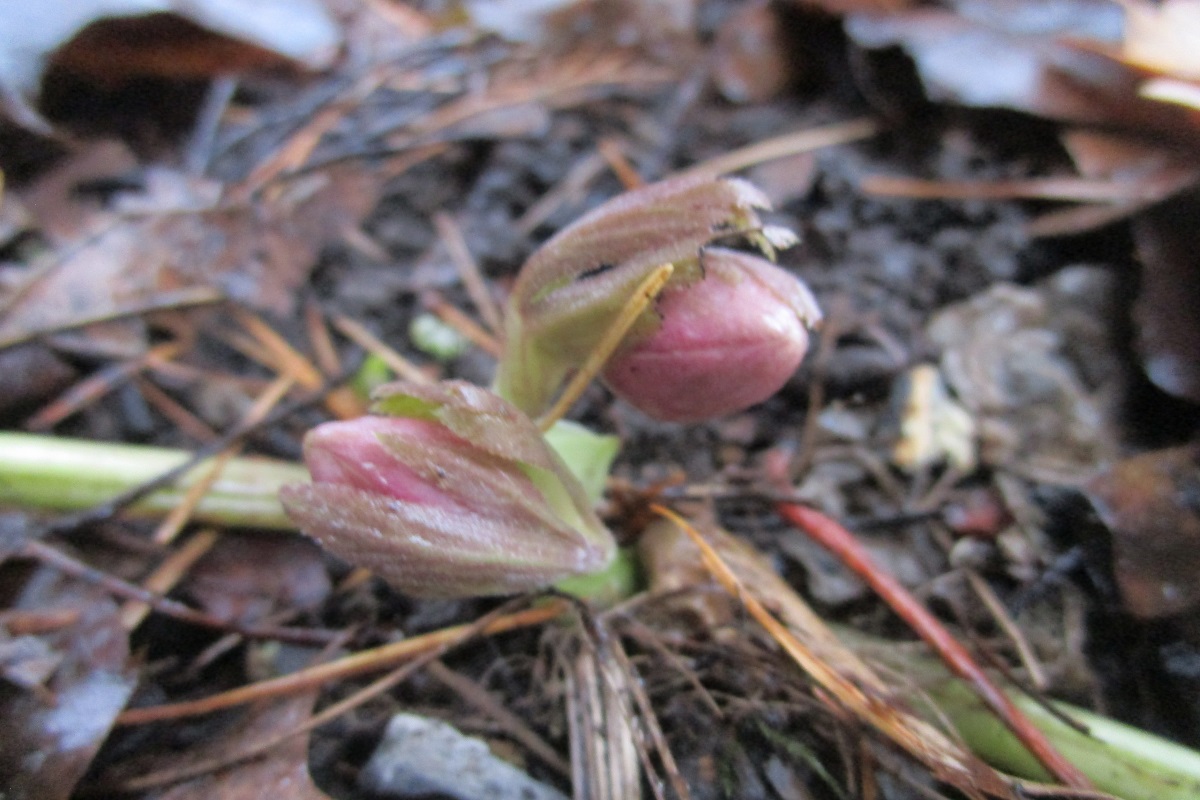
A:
360,713,568,800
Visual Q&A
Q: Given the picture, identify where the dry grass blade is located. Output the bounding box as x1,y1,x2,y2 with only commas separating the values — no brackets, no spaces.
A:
603,629,690,800
26,341,184,431
119,529,220,631
110,598,545,793
672,118,879,180
332,314,431,384
434,212,504,336
650,505,1017,800
565,634,645,800
117,600,569,725
426,659,570,778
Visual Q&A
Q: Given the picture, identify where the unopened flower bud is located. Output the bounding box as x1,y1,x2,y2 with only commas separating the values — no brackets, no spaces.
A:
602,248,821,422
494,175,792,416
279,381,616,597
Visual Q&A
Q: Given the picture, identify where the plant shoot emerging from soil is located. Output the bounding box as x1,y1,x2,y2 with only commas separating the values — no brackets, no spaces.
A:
283,175,821,598
493,175,809,419
280,380,616,597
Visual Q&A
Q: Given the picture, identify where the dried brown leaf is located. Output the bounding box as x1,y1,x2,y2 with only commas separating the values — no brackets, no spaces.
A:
1131,190,1200,403
130,691,331,800
0,0,338,131
0,567,137,800
712,2,792,104
1,160,382,357
1085,444,1200,618
1116,0,1200,81
181,534,331,625
845,8,1200,141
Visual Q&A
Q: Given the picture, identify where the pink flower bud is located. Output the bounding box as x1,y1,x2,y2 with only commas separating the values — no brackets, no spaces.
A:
494,175,797,417
279,381,616,598
602,248,821,422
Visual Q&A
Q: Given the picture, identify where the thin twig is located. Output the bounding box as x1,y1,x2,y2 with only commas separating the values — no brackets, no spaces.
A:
22,539,337,646
769,501,1091,790
119,529,221,631
110,599,533,792
672,118,879,181
116,600,568,726
963,568,1049,692
153,376,294,545
304,300,342,377
234,309,325,390
434,212,503,335
426,659,571,777
26,342,184,431
424,292,503,357
0,287,224,352
597,138,645,189
134,376,220,442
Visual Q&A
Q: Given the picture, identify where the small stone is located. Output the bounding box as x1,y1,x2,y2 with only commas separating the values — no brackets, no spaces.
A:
360,713,568,800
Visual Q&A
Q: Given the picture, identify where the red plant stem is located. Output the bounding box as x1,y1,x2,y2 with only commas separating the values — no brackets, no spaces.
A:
775,501,1092,790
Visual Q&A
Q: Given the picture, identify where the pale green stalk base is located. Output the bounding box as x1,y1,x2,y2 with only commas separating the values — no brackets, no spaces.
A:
845,629,1200,800
0,431,304,530
926,679,1200,800
555,547,641,608
0,431,637,600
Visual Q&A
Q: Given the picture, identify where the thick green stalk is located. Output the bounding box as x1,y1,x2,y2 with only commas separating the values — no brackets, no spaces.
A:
845,629,1200,800
0,432,304,529
0,429,637,601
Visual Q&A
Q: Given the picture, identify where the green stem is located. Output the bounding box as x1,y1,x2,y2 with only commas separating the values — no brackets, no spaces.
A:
845,630,1200,800
0,431,638,602
937,680,1200,800
555,547,641,608
0,432,305,530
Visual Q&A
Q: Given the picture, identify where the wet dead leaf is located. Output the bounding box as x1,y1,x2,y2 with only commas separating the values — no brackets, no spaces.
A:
1114,0,1200,80
0,158,382,356
0,0,339,132
182,533,331,625
1084,444,1200,618
0,566,136,800
712,2,792,104
153,693,332,800
844,7,1200,141
0,634,63,697
1131,190,1200,403
0,344,78,419
14,139,140,242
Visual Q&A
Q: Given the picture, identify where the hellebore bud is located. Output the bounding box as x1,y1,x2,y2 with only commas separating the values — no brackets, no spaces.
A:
494,175,796,417
279,381,616,598
602,248,822,422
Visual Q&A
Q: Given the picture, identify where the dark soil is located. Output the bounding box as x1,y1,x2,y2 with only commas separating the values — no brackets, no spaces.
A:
3,4,1199,799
